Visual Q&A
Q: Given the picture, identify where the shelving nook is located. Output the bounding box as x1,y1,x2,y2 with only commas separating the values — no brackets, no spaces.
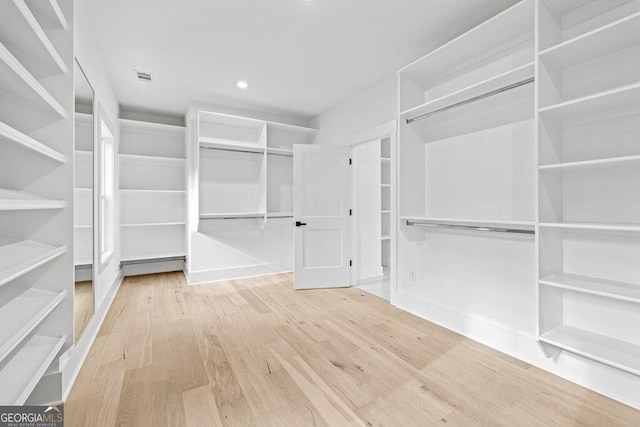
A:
187,108,316,283
396,0,537,353
537,0,640,377
0,0,73,405
118,118,187,264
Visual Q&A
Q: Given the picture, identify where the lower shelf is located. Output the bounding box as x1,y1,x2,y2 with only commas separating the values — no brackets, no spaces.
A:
540,325,640,377
540,273,640,304
0,287,66,363
0,335,66,405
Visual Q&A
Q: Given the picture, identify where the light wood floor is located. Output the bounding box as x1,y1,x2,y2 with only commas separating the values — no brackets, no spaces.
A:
74,280,94,342
66,272,640,426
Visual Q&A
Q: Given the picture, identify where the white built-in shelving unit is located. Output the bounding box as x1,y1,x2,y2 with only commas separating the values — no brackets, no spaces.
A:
74,112,93,267
380,138,391,267
396,0,640,390
0,0,72,405
537,0,640,377
195,111,316,223
118,118,187,263
396,0,538,358
186,108,316,283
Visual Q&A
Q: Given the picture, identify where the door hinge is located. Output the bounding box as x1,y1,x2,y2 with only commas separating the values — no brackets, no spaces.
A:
349,158,352,165
350,260,352,267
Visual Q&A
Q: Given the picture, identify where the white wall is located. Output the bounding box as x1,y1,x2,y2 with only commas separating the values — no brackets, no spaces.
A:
311,74,397,146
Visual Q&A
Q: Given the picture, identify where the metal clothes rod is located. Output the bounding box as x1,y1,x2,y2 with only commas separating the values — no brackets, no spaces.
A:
406,77,535,124
406,220,534,235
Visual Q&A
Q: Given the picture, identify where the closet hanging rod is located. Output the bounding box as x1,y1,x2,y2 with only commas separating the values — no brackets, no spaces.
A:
406,220,534,235
200,215,265,220
199,145,264,155
406,77,535,124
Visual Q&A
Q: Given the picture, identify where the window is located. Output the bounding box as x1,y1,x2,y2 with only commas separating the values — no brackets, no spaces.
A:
98,113,115,266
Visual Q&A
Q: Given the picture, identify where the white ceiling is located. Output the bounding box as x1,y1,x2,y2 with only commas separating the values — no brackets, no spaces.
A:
83,0,517,121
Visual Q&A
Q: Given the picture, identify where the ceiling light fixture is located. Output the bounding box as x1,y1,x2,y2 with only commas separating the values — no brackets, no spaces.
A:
237,81,249,89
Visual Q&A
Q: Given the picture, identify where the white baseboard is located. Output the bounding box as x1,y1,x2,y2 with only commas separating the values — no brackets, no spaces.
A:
356,273,384,286
60,270,124,401
394,290,640,410
122,259,184,276
188,263,292,285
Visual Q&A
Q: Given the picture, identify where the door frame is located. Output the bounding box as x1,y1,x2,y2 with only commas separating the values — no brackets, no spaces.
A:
349,120,398,301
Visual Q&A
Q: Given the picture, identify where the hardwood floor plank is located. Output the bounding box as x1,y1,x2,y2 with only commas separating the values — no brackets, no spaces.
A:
64,272,640,426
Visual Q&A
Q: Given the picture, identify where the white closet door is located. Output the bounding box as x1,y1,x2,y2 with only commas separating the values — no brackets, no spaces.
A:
293,145,351,289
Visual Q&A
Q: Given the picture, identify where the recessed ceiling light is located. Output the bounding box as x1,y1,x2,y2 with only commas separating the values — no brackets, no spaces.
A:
237,81,248,89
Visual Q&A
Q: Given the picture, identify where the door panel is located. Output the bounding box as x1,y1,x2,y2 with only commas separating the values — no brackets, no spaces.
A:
293,145,351,289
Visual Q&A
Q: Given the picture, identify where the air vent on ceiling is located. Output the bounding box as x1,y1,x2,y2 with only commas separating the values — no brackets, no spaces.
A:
135,71,153,83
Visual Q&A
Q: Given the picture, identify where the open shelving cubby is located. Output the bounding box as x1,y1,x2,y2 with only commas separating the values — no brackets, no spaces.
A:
0,0,73,405
119,118,187,263
537,0,640,376
398,0,536,234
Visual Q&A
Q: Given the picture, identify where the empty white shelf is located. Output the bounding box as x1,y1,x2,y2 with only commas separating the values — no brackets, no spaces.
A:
0,239,65,287
540,325,640,377
200,212,265,220
0,42,66,118
401,62,535,121
0,334,66,405
199,138,265,154
0,0,66,75
119,153,186,164
381,210,391,214
266,147,293,156
267,212,293,218
121,222,186,228
539,222,640,232
381,235,391,240
0,189,65,211
398,0,533,86
0,287,66,363
24,0,67,29
0,120,66,162
119,118,185,134
381,157,390,162
540,273,640,304
539,83,640,121
540,11,640,69
539,155,640,172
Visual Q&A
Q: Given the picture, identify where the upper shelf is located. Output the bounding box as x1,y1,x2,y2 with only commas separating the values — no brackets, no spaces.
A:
24,0,67,30
0,120,66,163
0,239,66,287
0,189,65,211
0,334,66,405
119,153,186,164
402,216,535,233
119,118,185,135
539,82,640,121
398,0,534,85
0,41,66,118
200,212,265,220
401,62,534,122
403,70,534,142
0,0,67,77
540,11,640,69
540,222,640,232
